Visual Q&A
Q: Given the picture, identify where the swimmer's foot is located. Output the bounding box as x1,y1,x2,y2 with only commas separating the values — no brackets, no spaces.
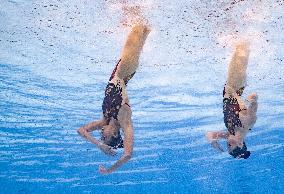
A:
236,40,250,57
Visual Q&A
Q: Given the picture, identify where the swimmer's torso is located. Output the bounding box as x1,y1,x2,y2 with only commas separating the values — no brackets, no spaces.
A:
223,85,251,136
102,59,136,122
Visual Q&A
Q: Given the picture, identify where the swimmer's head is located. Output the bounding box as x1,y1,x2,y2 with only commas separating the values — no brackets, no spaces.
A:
228,142,250,159
101,125,124,149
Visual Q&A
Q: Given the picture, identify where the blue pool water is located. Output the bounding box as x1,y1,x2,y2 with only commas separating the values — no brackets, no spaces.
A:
1,0,283,193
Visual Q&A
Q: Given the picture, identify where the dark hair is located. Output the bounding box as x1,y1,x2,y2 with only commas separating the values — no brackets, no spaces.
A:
229,142,251,159
101,130,124,149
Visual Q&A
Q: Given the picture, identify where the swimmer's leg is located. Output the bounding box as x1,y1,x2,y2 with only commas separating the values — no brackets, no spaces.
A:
226,41,250,93
247,93,258,115
117,24,150,79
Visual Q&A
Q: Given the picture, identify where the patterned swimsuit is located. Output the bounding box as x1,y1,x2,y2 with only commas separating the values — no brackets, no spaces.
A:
223,86,245,135
102,59,135,122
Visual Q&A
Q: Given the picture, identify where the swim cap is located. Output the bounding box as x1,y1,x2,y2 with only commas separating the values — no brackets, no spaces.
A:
229,142,251,159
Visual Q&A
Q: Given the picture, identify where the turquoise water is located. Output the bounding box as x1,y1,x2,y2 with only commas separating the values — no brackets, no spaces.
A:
1,0,284,193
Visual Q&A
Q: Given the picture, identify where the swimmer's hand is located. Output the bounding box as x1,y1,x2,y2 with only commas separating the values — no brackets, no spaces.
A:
206,131,226,152
99,165,110,175
210,141,225,152
98,143,116,156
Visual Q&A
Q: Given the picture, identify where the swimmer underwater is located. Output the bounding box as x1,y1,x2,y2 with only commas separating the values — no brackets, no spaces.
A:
206,41,258,159
77,24,150,174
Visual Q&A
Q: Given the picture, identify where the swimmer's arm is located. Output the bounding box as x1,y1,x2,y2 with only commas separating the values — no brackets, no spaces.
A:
99,106,133,174
99,122,133,174
77,119,106,145
206,131,228,152
77,119,116,155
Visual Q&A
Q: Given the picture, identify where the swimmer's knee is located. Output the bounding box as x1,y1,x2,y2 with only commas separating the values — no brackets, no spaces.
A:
247,93,258,102
77,127,85,136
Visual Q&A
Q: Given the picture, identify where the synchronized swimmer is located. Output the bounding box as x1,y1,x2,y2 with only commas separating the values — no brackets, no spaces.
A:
77,24,150,174
206,42,258,159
